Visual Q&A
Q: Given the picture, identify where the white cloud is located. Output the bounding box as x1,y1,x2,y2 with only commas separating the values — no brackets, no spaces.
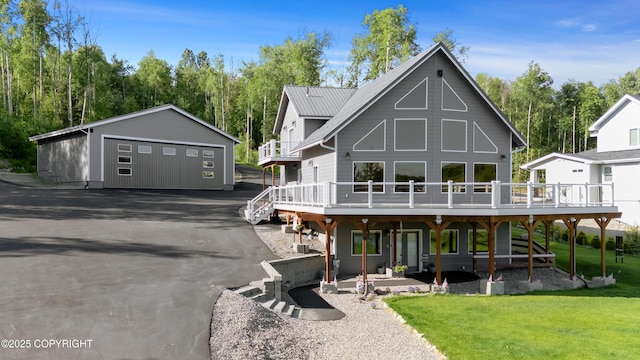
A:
582,24,597,32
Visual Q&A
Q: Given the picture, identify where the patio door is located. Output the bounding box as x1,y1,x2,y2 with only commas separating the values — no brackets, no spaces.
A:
396,230,421,272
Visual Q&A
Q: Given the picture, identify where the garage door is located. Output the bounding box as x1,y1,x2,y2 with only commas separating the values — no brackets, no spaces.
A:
103,139,225,189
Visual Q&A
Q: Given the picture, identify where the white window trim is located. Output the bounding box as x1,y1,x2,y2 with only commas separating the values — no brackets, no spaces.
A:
117,167,132,176
441,78,468,112
350,230,383,257
163,147,176,156
394,118,427,151
429,229,459,255
473,122,498,153
472,162,497,194
352,161,385,194
441,119,468,152
353,119,386,152
117,155,132,164
203,161,214,169
393,160,427,193
394,77,428,110
118,144,132,153
603,166,613,182
203,171,214,179
203,149,215,158
186,149,198,157
138,145,152,154
441,161,466,194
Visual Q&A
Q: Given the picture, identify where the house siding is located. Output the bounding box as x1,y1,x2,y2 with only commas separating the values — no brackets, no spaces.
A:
335,51,511,205
36,133,87,184
596,101,640,153
335,222,511,275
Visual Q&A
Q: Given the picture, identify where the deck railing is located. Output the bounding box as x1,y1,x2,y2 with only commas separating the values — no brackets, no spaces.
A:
265,180,615,209
257,139,300,164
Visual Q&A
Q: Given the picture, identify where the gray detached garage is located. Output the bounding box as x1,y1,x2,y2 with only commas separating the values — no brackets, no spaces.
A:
29,105,240,190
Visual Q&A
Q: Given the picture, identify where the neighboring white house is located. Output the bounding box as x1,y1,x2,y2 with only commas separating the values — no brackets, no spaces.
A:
521,94,640,227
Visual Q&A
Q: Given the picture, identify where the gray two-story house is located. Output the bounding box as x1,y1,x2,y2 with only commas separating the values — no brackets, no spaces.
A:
247,43,620,285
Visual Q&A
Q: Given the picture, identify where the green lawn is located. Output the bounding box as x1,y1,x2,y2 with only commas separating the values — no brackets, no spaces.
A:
385,232,640,359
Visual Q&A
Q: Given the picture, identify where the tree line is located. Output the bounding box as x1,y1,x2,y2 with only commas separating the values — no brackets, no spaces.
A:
0,2,638,178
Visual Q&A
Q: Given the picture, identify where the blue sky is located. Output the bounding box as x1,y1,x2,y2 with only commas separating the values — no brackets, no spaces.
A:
70,0,640,87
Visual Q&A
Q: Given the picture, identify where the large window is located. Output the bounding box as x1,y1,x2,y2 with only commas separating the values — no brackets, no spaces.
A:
441,162,466,193
430,230,458,255
468,229,490,254
394,118,427,151
473,163,497,193
394,161,426,192
351,230,382,256
353,162,384,192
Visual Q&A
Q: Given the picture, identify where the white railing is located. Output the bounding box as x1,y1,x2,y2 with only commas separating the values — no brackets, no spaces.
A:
245,186,275,224
258,139,301,163
265,180,615,210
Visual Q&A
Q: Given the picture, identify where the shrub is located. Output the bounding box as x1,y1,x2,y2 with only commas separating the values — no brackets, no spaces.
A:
561,230,569,242
591,235,601,249
606,238,616,251
576,231,587,246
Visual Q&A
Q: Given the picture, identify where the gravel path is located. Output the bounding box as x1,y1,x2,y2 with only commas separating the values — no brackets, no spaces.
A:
210,222,575,359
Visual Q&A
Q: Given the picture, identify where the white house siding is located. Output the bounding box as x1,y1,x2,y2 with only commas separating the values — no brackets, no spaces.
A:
36,133,87,184
595,101,640,153
300,146,335,184
609,163,640,226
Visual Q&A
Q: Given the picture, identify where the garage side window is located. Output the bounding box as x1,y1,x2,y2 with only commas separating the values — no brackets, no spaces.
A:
186,149,198,157
203,161,214,168
118,168,132,176
163,147,176,156
118,155,131,164
118,144,132,152
138,145,152,154
203,150,215,158
203,171,214,179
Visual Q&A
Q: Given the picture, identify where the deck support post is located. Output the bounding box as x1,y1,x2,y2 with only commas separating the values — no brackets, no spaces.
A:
522,215,538,282
595,216,612,277
477,218,502,281
562,217,580,280
426,216,451,285
315,218,338,282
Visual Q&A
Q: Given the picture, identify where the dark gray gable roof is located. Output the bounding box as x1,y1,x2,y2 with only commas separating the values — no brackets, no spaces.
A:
293,42,526,151
273,86,356,134
572,148,640,162
29,104,240,143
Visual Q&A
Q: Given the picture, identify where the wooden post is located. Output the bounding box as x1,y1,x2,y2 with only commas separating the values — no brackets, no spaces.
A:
563,217,580,280
522,216,538,282
262,167,266,190
315,218,338,281
477,218,502,281
271,164,276,187
595,217,612,277
543,220,552,265
426,217,451,285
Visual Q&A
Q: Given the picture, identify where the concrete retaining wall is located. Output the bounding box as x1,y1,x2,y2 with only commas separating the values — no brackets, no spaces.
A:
266,254,325,287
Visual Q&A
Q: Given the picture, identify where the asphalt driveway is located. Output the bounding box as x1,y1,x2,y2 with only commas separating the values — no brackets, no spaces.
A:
0,167,277,359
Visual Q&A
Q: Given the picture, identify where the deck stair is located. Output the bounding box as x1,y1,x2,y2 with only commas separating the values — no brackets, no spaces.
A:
244,187,275,225
233,284,300,319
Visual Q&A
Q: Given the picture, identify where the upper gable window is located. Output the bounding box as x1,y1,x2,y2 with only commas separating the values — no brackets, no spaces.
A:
395,77,428,109
394,118,427,151
630,128,639,146
473,122,498,153
353,120,385,151
441,79,467,112
442,119,467,152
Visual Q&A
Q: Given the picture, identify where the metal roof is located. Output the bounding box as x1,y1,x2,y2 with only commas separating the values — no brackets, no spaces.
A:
292,42,526,152
273,86,356,134
29,104,240,143
521,148,640,170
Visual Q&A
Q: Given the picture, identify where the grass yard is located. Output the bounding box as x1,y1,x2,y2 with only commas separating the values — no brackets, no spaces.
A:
385,228,640,359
